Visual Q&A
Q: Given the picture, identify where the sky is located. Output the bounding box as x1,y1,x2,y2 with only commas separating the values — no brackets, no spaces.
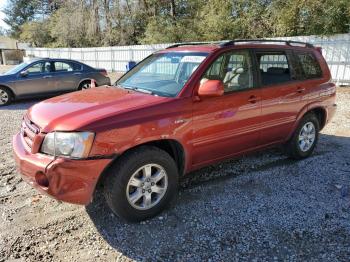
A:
0,0,9,30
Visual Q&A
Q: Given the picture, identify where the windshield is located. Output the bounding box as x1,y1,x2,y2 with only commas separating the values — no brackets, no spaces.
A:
3,62,30,75
116,52,208,97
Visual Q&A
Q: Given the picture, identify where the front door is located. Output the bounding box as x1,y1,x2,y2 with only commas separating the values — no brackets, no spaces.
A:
15,61,55,96
192,50,262,167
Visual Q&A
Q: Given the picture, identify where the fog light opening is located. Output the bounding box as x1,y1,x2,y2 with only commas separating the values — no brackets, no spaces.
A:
35,171,49,188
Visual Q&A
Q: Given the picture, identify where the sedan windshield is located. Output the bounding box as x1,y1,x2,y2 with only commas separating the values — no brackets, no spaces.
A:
116,52,208,97
3,62,29,75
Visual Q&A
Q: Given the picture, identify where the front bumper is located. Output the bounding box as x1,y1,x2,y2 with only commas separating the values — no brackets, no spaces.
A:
13,133,112,205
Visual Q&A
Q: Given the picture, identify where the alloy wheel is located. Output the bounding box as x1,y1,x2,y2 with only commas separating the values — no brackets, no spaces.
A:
126,164,168,210
298,121,316,152
0,90,9,105
82,82,91,89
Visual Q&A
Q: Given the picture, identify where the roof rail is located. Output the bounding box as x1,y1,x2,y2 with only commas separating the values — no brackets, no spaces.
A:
220,39,314,48
166,41,224,49
165,39,314,49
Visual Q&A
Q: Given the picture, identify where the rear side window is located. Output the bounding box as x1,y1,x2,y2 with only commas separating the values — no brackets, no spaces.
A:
255,52,292,86
71,62,83,71
53,61,82,72
296,52,322,79
54,61,74,72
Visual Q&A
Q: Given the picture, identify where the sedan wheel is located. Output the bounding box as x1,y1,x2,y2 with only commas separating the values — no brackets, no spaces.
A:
0,88,10,105
81,82,91,89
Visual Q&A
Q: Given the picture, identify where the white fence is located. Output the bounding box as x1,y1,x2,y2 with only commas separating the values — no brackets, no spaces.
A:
25,33,350,85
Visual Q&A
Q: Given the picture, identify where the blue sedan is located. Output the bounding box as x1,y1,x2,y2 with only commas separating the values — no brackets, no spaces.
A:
0,58,111,106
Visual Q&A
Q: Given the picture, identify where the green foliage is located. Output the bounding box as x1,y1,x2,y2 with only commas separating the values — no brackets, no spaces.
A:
48,3,89,47
4,0,350,47
19,21,52,47
3,0,40,38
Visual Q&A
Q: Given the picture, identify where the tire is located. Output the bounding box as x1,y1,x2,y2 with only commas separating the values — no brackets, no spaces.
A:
285,113,320,159
104,146,179,222
78,80,96,90
0,86,13,106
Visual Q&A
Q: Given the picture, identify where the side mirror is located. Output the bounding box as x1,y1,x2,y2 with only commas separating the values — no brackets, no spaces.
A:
20,70,28,77
198,80,224,98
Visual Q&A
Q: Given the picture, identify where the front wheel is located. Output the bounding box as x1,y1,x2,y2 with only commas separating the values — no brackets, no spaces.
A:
285,113,320,159
104,146,179,222
0,87,13,106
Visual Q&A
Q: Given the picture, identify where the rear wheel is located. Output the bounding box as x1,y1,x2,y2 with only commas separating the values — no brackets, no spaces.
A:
0,87,13,106
78,80,95,90
285,113,320,159
104,146,179,222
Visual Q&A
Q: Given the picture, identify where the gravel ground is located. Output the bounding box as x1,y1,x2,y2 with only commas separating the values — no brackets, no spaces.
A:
0,81,349,261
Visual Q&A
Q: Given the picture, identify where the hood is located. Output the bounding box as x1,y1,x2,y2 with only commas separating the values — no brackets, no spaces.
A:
0,74,13,81
27,87,170,132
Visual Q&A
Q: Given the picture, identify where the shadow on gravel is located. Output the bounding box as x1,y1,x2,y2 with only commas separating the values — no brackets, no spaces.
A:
86,134,349,260
0,98,44,110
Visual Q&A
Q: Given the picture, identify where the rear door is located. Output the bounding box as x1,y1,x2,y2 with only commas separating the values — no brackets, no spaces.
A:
192,49,262,167
14,61,55,96
255,49,307,145
51,61,83,92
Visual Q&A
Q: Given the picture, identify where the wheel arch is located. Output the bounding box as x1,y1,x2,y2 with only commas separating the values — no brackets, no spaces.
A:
286,105,327,141
309,107,327,130
78,78,96,90
0,84,16,99
96,138,186,189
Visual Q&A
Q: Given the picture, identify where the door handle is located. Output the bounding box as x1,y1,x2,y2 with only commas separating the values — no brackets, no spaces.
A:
43,75,52,79
248,95,259,104
73,72,82,75
297,87,305,93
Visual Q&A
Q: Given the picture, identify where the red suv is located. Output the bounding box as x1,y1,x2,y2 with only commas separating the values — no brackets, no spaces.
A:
13,40,336,222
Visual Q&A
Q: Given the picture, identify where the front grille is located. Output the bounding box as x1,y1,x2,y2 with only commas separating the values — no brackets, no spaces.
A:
21,115,40,151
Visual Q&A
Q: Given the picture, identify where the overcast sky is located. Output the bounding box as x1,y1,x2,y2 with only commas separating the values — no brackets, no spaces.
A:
0,0,9,30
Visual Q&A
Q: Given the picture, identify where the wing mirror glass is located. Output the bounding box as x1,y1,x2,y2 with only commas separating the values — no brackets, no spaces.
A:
198,79,224,98
20,70,28,77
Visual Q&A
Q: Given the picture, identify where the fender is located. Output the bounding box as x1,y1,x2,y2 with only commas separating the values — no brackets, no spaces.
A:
0,84,16,98
286,101,327,141
109,134,190,174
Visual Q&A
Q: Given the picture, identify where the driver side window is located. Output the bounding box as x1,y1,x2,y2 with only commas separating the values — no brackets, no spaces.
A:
27,62,51,75
202,50,254,93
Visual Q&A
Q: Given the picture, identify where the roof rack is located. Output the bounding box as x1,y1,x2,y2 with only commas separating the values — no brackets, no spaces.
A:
166,41,224,49
165,39,314,49
220,39,314,48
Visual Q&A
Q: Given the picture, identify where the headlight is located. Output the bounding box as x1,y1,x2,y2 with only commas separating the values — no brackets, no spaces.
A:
41,132,95,158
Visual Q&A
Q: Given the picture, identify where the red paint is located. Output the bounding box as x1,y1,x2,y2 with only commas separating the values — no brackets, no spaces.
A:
13,43,336,205
198,80,225,97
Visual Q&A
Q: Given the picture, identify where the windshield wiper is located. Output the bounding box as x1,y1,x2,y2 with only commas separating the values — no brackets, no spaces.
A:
122,86,154,95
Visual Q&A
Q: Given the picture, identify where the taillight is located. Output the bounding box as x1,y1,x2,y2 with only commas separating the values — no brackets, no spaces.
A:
315,46,322,54
100,69,108,77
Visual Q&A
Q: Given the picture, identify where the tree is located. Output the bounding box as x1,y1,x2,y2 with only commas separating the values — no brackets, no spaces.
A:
3,0,350,47
272,0,350,36
48,1,88,47
3,0,40,38
140,0,204,43
0,27,7,36
19,21,52,47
